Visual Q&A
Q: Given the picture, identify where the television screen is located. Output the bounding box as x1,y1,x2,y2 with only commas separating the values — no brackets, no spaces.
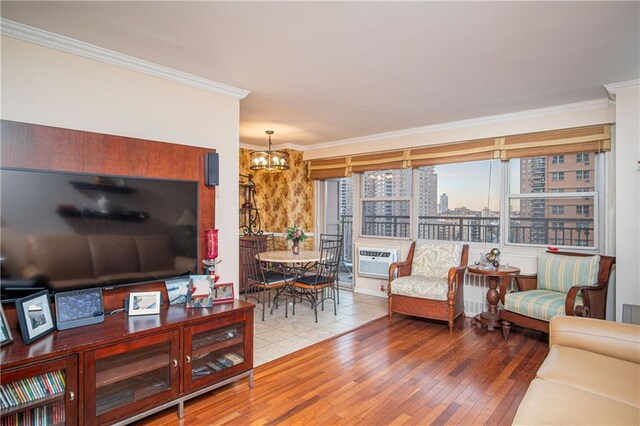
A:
1,168,198,300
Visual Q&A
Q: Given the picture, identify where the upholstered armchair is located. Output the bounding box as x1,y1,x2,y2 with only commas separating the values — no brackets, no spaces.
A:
388,240,469,332
500,251,615,340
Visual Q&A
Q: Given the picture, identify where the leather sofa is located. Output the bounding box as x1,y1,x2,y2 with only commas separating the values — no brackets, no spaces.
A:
22,234,195,290
513,316,640,425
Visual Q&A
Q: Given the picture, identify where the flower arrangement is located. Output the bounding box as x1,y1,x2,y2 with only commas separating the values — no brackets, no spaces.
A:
285,224,308,243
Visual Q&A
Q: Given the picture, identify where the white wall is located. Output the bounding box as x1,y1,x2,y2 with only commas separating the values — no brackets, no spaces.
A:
1,36,241,289
613,85,640,322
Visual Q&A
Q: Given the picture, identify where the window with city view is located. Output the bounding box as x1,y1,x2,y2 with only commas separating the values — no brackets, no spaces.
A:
508,152,596,247
334,151,599,250
361,169,411,238
417,161,500,242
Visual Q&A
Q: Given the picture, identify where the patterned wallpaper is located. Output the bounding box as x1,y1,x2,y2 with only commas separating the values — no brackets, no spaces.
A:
239,148,315,249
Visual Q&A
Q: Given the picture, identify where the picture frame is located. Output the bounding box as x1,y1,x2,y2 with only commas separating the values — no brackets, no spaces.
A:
212,282,235,303
128,291,161,316
15,290,55,345
164,277,191,305
0,305,14,346
186,276,235,308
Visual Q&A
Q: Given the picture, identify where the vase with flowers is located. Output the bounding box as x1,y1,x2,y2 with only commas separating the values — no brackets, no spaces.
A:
285,224,308,255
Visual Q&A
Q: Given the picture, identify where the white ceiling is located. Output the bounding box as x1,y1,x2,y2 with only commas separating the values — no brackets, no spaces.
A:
2,1,639,148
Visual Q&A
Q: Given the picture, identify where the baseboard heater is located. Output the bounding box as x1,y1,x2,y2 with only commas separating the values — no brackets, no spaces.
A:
357,248,398,278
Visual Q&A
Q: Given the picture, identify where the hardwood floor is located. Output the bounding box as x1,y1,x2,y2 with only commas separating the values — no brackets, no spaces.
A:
140,316,548,425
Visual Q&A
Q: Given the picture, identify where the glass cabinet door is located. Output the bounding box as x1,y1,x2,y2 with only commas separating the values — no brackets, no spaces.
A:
185,320,246,391
0,356,77,426
87,331,179,423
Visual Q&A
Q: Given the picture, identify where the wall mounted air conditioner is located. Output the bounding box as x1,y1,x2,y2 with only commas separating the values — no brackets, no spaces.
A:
357,248,399,278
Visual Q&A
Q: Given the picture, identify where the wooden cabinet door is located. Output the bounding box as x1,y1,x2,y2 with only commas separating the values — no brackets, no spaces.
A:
182,310,253,393
83,330,179,425
0,355,78,426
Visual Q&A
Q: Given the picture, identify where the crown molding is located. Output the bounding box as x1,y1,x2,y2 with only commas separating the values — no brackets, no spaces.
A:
309,98,611,151
0,18,250,100
240,142,306,151
604,79,640,99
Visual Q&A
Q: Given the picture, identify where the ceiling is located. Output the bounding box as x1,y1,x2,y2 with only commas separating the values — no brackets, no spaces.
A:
2,1,639,149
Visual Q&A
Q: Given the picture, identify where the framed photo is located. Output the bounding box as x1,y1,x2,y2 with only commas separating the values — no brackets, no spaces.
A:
0,305,14,346
128,291,161,316
186,276,235,308
165,277,191,305
15,290,55,344
212,282,235,303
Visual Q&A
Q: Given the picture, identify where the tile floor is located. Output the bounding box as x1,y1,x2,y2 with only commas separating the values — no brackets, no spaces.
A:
249,289,388,366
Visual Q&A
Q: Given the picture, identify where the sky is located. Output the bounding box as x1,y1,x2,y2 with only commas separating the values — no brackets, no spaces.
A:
435,160,503,211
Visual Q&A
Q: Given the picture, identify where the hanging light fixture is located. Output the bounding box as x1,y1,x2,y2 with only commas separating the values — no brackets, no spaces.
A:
249,130,290,172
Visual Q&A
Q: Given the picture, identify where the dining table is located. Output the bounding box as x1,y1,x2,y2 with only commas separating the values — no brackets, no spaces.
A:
258,250,322,317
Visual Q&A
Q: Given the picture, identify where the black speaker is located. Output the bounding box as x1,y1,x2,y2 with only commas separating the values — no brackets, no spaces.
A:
205,153,219,186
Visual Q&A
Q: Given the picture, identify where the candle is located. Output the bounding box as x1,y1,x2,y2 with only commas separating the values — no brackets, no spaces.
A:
204,229,219,259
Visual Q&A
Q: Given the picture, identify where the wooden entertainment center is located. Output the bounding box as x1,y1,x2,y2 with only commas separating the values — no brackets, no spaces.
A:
0,121,253,424
1,282,255,425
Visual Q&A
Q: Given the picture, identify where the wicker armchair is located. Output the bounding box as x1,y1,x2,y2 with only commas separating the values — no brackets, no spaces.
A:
388,240,469,332
500,250,615,340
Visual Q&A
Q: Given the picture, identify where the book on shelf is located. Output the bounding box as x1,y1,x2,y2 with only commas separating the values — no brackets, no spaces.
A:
0,371,65,410
223,352,244,365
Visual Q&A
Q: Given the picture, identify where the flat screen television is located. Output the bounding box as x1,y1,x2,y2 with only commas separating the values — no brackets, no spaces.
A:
1,168,199,301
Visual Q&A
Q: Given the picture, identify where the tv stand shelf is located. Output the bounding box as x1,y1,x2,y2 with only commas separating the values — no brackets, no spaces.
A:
0,291,254,426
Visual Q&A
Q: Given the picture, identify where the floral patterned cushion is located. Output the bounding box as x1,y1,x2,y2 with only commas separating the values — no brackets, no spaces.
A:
390,276,449,301
411,240,463,279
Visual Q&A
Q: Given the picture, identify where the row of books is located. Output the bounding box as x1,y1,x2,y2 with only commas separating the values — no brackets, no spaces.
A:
0,400,65,426
0,371,66,410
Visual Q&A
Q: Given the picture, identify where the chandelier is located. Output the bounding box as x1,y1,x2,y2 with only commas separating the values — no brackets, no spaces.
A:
249,130,290,172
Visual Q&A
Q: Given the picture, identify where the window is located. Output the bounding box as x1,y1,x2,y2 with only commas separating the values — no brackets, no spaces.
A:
551,155,564,164
416,161,500,243
507,152,597,247
352,151,600,248
576,171,590,181
576,205,590,215
360,169,411,237
576,153,589,163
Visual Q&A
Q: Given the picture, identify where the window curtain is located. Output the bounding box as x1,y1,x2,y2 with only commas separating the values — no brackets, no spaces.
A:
306,124,611,180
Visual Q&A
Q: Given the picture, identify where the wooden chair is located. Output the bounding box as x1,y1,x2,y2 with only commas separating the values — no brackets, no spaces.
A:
500,250,615,340
388,240,469,332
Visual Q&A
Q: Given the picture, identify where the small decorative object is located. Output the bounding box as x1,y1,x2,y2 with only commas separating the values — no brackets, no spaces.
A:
480,248,501,269
285,223,308,255
186,276,233,307
54,288,105,330
165,277,191,304
128,291,161,316
202,228,222,282
0,305,13,346
15,290,55,344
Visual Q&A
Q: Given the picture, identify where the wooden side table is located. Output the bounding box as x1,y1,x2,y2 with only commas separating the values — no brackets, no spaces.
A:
468,265,520,331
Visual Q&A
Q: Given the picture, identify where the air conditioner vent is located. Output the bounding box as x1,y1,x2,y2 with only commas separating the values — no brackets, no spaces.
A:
357,248,399,278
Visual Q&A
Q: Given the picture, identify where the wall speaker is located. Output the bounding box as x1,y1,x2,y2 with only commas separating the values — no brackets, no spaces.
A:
205,153,219,186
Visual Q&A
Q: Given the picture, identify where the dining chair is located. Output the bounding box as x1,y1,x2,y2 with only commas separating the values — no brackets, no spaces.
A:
319,233,344,304
239,239,292,321
292,236,341,322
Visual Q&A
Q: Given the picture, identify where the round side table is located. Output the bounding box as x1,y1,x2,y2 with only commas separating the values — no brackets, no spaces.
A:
468,265,520,331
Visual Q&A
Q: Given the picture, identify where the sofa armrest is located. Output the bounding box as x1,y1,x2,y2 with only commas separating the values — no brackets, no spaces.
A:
549,316,640,364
